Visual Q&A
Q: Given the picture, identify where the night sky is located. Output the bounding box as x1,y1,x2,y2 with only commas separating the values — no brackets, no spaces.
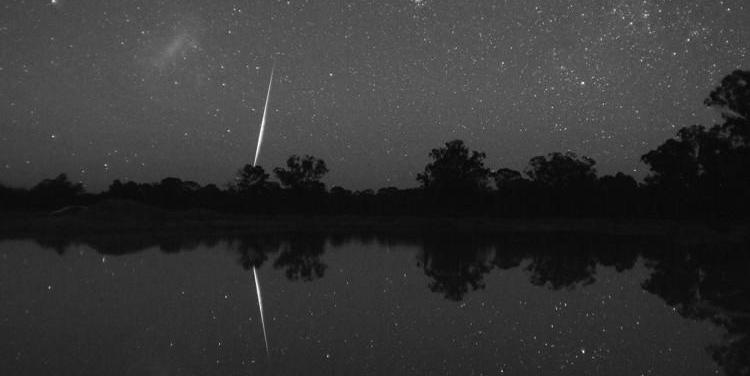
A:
1,0,747,191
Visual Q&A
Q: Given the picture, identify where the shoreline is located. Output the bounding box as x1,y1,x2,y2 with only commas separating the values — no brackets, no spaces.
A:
1,210,747,245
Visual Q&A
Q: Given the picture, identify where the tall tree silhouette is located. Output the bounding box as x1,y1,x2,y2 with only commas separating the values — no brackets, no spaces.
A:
705,69,750,144
598,172,639,216
418,140,491,193
417,140,491,213
704,70,750,210
642,70,750,216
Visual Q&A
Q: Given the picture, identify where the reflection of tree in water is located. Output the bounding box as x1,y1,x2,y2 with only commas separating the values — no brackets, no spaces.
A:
233,234,282,270
230,233,329,282
273,233,327,281
14,228,750,374
416,234,645,300
642,246,750,376
417,237,494,301
525,251,597,289
487,236,750,376
522,238,639,290
28,231,225,256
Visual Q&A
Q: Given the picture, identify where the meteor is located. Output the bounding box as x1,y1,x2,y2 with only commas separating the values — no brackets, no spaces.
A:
250,66,274,358
253,266,270,356
253,66,274,167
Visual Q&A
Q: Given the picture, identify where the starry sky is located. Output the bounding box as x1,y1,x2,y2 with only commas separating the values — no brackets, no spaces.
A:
1,0,747,191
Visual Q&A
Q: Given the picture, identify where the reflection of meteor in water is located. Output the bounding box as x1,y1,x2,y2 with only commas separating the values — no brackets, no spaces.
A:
250,66,274,358
253,66,274,167
253,266,269,356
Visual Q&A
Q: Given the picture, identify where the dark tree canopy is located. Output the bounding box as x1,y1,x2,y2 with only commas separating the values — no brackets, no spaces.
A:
705,70,750,122
274,155,329,192
705,70,750,147
598,172,637,192
158,177,200,194
493,168,524,189
235,164,269,192
31,174,83,197
417,139,491,194
29,174,84,208
641,128,703,189
643,70,750,201
108,179,142,200
28,174,84,209
526,152,596,189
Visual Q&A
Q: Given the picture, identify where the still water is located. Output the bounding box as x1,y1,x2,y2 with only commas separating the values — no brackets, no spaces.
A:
1,232,747,375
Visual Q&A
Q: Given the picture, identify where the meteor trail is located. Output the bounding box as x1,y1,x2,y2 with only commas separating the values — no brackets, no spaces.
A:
253,266,270,356
250,66,274,358
253,66,274,167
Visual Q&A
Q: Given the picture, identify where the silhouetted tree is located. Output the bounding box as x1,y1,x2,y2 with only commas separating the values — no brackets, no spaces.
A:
597,172,639,216
526,152,596,189
641,126,706,190
418,140,491,193
29,173,84,209
196,184,226,210
493,168,523,189
642,70,750,217
417,140,491,213
704,70,750,216
598,172,637,192
152,177,201,209
274,155,328,192
491,168,535,216
106,179,146,202
235,164,270,193
524,152,597,215
705,69,750,144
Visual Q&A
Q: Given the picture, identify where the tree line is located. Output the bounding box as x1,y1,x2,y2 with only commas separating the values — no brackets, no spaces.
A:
1,70,748,219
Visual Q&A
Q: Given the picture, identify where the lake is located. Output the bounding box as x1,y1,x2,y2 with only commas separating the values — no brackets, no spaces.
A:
1,231,747,375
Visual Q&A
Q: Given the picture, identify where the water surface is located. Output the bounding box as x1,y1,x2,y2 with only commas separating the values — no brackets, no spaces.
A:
1,232,747,375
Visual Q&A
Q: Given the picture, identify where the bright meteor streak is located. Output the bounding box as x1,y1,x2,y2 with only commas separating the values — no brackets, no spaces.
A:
253,266,270,356
253,66,274,167
250,65,274,358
